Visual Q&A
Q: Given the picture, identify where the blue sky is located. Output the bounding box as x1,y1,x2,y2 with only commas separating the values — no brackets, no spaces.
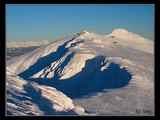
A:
6,4,154,42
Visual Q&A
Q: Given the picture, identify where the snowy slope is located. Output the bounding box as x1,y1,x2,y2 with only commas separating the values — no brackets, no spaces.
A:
6,29,154,116
6,67,87,115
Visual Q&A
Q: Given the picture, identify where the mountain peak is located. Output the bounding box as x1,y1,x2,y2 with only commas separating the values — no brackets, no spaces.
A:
111,29,129,34
78,30,94,36
107,28,145,41
79,30,88,35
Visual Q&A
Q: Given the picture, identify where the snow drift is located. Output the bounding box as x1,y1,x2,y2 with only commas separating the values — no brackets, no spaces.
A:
6,67,87,115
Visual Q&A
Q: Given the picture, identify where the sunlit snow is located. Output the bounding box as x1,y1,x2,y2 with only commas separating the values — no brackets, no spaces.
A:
6,29,154,116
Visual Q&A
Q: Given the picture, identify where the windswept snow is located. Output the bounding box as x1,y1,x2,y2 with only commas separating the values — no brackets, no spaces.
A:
6,29,154,116
6,68,87,115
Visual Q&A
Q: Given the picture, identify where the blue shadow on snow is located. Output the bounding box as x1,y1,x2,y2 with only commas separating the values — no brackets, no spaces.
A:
18,53,132,99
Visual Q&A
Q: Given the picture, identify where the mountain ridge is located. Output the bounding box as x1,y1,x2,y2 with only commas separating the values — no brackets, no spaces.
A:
6,28,154,115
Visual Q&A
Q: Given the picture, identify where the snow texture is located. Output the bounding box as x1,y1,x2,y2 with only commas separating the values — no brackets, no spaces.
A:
6,67,87,116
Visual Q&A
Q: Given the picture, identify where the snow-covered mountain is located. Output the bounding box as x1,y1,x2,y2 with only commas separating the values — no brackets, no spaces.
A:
6,29,154,116
105,29,153,54
106,29,145,40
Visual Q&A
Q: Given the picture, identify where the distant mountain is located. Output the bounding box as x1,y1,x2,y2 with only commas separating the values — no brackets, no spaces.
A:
6,29,154,115
6,40,50,60
7,40,49,48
